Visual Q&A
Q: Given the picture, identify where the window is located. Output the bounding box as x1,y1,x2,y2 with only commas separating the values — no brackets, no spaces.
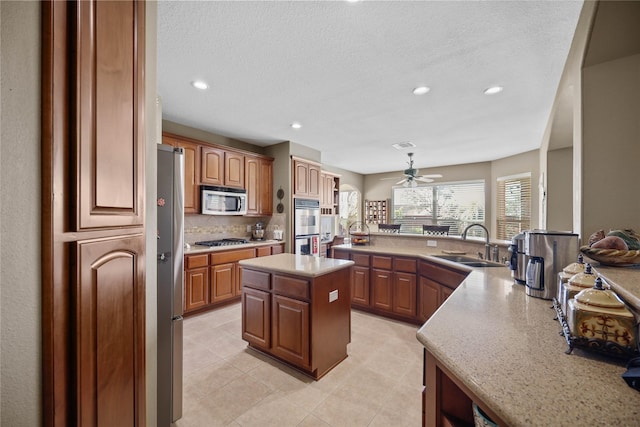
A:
338,187,360,236
496,173,531,240
392,180,485,236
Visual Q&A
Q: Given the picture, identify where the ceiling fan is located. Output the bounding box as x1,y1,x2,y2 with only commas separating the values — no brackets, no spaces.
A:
381,152,443,188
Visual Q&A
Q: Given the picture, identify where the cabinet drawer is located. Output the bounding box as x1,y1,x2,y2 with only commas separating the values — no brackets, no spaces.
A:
273,274,310,300
256,246,271,257
210,248,256,264
394,257,417,273
372,255,392,270
242,269,271,291
419,261,468,289
351,253,370,267
185,254,208,269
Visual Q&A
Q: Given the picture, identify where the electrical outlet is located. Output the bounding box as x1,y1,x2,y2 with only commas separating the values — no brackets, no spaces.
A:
427,240,438,247
329,290,338,302
246,225,252,232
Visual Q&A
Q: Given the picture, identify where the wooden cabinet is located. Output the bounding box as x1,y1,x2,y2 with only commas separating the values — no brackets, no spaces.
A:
242,287,271,349
200,145,224,186
240,260,351,379
42,1,147,424
224,151,245,188
272,294,311,368
201,146,244,188
164,133,273,215
418,260,467,322
245,155,273,216
293,158,321,199
184,254,210,312
163,134,201,214
334,248,466,324
211,262,236,303
320,171,340,215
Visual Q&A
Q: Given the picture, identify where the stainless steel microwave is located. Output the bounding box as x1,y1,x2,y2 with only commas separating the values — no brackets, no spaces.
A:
200,185,247,215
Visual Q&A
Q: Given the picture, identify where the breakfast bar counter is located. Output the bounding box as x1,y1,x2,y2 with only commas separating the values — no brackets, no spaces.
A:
417,265,640,426
239,254,354,379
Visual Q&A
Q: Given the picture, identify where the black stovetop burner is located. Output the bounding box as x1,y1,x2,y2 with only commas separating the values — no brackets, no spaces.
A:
194,238,250,247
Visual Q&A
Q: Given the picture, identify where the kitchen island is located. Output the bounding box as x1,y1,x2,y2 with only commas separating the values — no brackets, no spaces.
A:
239,253,354,379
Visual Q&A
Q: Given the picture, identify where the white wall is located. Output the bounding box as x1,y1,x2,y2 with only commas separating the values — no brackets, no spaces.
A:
145,2,159,425
0,1,42,424
546,147,573,231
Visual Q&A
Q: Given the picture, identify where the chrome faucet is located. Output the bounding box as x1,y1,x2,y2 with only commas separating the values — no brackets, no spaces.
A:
461,223,491,260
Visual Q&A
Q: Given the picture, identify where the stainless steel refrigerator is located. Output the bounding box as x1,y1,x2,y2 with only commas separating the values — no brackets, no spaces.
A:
157,144,184,426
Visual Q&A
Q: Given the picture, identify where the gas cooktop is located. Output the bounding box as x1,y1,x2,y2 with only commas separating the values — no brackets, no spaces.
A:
194,238,250,247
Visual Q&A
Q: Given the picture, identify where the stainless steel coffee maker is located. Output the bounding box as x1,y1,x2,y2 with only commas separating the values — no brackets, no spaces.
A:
524,230,579,300
508,232,528,285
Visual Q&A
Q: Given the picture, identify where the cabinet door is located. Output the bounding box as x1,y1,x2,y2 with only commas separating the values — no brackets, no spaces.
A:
259,158,273,215
419,277,441,322
225,152,245,188
245,156,260,215
177,139,200,214
271,294,310,368
201,146,224,186
271,243,284,255
308,163,321,199
242,287,271,349
441,286,454,303
76,234,145,426
351,265,370,306
393,271,417,317
211,262,236,303
256,246,272,257
185,267,209,312
294,160,309,196
372,269,393,312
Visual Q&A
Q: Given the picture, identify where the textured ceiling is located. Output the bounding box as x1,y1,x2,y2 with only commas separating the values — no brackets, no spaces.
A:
158,1,583,175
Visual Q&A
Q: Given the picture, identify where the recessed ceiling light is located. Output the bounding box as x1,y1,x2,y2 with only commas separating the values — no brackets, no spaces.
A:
191,80,209,90
392,141,416,150
291,122,302,129
483,86,503,95
412,86,430,95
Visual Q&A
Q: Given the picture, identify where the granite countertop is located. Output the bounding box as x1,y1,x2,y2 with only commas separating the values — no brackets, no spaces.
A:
184,239,284,255
416,264,640,426
334,243,640,425
239,253,354,278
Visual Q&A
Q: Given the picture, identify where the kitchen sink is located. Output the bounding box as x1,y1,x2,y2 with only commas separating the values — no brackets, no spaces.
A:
432,254,505,268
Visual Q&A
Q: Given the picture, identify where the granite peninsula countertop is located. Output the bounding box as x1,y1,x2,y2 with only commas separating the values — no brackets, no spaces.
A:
334,243,640,426
415,262,640,426
239,253,354,278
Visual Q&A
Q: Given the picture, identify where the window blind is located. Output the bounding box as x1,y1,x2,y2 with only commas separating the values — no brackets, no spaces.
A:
392,180,485,236
496,174,531,240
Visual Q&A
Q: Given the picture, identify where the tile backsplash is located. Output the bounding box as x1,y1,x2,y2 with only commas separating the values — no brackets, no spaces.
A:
184,213,285,244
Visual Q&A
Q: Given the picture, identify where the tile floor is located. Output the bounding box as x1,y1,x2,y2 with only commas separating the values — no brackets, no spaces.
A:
177,303,424,427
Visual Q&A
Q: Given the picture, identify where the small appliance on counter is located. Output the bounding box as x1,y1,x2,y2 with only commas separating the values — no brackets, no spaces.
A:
273,226,283,241
251,222,265,241
508,232,528,285
524,230,579,300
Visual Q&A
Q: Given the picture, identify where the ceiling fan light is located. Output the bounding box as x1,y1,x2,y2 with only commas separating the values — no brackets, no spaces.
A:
403,180,409,188
411,180,417,188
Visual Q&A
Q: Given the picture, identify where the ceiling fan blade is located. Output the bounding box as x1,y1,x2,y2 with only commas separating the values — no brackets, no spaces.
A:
396,179,407,185
415,177,434,183
419,174,443,178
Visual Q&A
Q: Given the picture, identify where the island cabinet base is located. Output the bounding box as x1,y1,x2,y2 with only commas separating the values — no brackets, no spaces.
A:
423,349,505,427
241,265,351,380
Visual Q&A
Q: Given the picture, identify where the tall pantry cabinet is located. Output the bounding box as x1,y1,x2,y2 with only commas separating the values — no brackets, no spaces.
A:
42,1,146,426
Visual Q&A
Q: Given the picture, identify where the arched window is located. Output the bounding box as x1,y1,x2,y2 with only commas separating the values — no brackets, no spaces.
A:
338,184,360,236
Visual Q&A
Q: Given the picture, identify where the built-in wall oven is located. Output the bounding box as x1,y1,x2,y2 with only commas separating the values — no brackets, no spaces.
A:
294,199,320,256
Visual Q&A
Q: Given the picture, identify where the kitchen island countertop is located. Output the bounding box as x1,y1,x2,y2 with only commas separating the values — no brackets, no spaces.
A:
239,253,354,278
